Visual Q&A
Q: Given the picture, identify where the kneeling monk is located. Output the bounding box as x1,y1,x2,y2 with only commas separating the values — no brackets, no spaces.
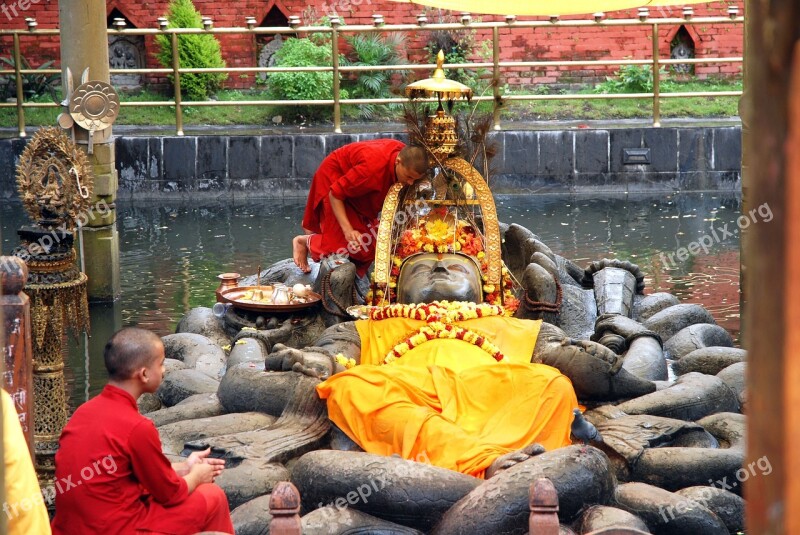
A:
293,139,428,275
317,253,578,479
52,328,233,535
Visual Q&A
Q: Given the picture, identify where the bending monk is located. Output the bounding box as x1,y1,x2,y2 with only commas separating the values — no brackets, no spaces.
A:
293,140,428,275
315,252,579,479
51,328,233,535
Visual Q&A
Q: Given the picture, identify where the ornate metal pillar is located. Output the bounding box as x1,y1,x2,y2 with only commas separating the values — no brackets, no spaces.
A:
13,127,92,486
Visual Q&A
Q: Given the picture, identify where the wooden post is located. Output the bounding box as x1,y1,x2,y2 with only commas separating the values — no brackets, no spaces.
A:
529,477,559,535
0,256,34,454
744,0,800,533
269,481,302,535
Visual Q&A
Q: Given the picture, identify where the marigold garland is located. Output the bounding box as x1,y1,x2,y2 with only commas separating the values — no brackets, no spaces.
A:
384,321,505,364
368,301,507,365
368,300,504,323
367,209,521,314
334,353,357,369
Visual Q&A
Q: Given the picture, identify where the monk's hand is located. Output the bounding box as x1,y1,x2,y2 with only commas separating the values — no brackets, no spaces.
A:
189,461,217,485
344,229,363,249
187,448,225,477
186,447,211,469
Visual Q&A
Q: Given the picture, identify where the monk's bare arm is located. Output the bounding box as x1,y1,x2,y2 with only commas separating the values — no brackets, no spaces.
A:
328,191,360,243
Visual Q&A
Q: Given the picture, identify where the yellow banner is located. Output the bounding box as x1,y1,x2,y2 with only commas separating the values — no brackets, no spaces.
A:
388,0,716,16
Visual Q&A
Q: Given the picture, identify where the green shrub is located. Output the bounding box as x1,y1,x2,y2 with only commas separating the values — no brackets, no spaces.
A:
594,65,671,94
266,37,346,122
155,0,227,101
343,32,408,119
0,56,60,101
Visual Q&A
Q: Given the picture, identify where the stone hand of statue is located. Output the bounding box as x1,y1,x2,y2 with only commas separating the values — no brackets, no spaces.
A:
563,338,621,371
592,314,663,347
485,443,546,479
266,343,334,380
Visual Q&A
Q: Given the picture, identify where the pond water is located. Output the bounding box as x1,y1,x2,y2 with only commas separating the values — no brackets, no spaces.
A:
1,192,745,410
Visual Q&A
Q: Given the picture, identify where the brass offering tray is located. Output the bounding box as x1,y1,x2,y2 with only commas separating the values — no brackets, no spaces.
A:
220,285,321,313
346,305,377,320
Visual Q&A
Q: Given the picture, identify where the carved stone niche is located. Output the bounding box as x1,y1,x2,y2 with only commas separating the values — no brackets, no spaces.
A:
108,35,145,89
257,34,285,82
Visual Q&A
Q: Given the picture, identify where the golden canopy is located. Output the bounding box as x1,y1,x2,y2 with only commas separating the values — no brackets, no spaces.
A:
406,50,474,101
389,0,716,16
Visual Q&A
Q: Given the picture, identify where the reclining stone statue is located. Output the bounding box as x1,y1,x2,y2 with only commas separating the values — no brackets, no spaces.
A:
166,222,744,534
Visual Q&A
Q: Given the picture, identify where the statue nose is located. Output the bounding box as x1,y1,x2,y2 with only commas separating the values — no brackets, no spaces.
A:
432,262,447,273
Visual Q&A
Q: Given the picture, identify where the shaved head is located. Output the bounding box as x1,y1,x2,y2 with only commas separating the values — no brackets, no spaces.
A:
398,145,428,175
104,328,163,381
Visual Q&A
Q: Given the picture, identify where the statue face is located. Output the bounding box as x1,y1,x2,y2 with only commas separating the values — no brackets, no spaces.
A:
397,253,483,304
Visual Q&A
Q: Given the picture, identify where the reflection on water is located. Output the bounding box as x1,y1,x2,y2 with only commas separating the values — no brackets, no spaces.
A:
1,192,743,409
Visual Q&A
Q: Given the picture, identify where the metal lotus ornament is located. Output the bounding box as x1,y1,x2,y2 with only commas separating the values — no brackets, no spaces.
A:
60,67,120,154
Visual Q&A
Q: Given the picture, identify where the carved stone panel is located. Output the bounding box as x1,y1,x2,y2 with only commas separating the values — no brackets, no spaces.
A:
108,35,145,89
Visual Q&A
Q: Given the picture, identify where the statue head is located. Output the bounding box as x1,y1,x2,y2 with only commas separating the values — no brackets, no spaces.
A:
397,252,483,304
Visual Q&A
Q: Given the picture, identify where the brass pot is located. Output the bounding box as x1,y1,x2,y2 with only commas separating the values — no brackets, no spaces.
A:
216,272,241,302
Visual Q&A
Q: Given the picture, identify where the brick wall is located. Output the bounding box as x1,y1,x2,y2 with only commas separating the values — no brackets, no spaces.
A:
0,1,743,91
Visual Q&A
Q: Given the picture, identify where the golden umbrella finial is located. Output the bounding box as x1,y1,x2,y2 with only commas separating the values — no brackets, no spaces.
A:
405,50,473,101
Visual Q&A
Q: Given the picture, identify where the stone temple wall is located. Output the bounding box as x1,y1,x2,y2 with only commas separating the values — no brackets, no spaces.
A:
0,126,741,199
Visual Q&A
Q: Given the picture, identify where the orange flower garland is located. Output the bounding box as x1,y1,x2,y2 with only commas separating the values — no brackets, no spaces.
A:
367,209,520,314
368,300,505,322
384,322,505,365
368,301,507,365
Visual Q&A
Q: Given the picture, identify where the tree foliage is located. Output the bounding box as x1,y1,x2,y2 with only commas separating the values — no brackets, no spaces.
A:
266,37,346,122
155,0,228,101
343,32,407,119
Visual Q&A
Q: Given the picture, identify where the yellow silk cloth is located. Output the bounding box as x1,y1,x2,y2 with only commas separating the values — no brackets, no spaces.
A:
316,316,577,478
2,389,52,535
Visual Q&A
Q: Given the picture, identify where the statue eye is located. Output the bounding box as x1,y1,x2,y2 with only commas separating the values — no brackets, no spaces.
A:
410,262,433,274
447,264,469,274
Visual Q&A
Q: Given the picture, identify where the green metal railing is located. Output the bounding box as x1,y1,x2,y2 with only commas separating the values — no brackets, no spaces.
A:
0,11,744,137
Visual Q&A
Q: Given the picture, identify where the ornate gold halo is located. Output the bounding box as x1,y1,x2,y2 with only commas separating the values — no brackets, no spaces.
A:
15,126,94,229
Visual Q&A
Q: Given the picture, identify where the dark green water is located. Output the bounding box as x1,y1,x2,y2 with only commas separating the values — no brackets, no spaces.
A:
1,192,746,408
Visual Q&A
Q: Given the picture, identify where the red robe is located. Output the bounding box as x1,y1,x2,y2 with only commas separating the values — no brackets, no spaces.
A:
51,385,233,535
302,139,404,275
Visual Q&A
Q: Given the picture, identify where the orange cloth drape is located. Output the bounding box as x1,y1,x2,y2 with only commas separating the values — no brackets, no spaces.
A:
316,316,577,478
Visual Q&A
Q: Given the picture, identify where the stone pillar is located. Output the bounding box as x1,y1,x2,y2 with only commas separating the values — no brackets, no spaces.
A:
59,0,121,302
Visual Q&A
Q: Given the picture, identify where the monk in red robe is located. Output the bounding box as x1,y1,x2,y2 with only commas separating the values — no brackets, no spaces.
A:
51,328,233,535
293,139,428,275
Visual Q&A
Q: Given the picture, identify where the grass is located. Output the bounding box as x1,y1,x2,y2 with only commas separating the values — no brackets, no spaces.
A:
500,79,743,121
0,78,742,130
